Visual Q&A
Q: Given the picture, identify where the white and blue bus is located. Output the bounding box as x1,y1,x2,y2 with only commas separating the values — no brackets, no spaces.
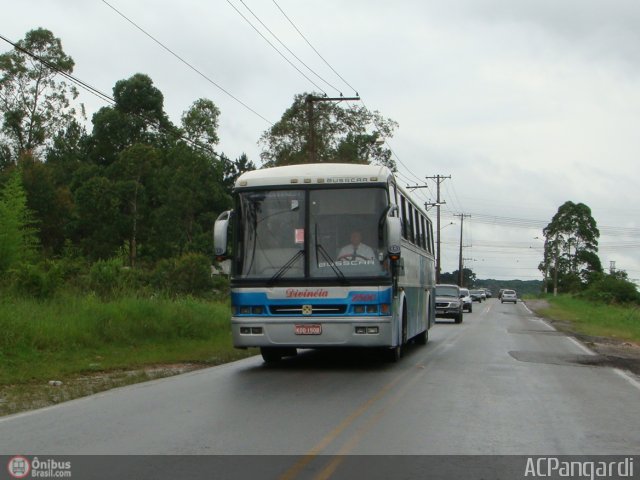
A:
214,163,436,362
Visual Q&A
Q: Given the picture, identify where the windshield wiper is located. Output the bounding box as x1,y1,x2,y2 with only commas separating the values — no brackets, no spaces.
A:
314,224,348,285
267,250,305,286
316,243,349,285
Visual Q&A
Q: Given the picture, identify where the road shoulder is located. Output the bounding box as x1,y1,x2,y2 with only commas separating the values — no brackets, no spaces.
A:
524,299,640,376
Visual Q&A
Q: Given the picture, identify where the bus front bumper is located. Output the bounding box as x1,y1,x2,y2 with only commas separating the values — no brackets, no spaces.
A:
231,316,394,348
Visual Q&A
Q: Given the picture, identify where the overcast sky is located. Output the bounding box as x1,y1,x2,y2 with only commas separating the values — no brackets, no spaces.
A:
4,0,640,283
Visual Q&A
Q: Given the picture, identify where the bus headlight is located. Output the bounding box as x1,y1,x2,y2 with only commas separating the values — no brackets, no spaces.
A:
235,306,265,315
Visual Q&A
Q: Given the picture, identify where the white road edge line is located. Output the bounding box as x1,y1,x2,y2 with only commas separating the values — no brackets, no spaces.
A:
613,368,640,392
522,301,596,355
521,302,533,314
523,302,639,388
566,336,597,356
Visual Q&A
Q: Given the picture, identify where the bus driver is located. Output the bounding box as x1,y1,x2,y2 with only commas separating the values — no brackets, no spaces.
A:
337,230,375,262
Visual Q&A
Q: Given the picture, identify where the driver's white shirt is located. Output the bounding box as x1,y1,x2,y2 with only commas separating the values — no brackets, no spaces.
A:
337,243,375,261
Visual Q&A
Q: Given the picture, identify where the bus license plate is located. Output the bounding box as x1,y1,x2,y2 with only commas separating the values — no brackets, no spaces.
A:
295,324,322,335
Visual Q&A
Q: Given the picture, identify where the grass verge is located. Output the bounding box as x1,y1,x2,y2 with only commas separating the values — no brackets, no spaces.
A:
533,295,640,344
0,295,256,416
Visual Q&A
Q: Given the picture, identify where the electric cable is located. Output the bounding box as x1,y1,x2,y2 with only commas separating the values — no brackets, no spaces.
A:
0,33,225,158
272,0,358,96
226,0,328,95
238,0,342,95
101,0,273,125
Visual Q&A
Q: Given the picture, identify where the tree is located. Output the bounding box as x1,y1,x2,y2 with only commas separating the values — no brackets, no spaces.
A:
0,168,39,273
19,152,73,255
109,143,160,267
259,92,398,169
73,173,122,260
88,74,168,166
440,268,476,287
0,28,81,159
540,201,602,294
146,144,230,260
221,152,256,191
181,98,220,148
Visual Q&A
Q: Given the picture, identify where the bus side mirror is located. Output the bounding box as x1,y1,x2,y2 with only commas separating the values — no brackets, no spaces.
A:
214,210,233,258
386,216,402,260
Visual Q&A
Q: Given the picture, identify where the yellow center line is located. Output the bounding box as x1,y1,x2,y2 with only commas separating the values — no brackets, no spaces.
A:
278,366,414,480
280,322,470,480
313,364,432,480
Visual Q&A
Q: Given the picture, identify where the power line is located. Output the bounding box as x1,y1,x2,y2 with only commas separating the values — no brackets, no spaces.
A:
0,33,114,105
272,0,359,96
226,0,327,95
0,33,224,158
238,0,342,95
100,0,272,125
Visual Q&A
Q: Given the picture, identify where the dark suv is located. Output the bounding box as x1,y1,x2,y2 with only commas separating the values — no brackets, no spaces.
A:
435,284,464,324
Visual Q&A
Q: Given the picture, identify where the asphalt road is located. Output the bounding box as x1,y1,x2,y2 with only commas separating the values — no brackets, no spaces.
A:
1,299,639,458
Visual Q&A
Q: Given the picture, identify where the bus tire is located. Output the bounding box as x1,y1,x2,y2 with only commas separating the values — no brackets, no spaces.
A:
386,345,402,362
415,329,428,345
261,347,283,363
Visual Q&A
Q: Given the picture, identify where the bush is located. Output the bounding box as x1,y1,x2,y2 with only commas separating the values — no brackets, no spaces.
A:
87,258,146,298
581,274,640,304
151,253,214,297
8,262,62,299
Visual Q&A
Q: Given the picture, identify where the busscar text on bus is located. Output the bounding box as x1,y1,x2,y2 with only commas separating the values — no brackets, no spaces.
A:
214,163,437,363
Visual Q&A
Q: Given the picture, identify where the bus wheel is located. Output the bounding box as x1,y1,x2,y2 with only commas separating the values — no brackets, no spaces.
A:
261,347,283,363
386,345,402,362
261,347,297,363
415,329,428,345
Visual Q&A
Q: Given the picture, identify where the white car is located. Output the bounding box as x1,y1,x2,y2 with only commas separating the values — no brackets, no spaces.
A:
459,288,473,313
501,289,518,304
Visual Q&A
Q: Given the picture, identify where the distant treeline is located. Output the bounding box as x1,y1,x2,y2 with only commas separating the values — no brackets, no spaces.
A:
474,279,543,296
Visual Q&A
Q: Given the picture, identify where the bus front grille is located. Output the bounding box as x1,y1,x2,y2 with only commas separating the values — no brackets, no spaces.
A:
269,304,347,315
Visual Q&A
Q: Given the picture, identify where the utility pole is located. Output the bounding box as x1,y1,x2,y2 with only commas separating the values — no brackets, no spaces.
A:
408,175,450,284
306,95,360,163
454,214,471,286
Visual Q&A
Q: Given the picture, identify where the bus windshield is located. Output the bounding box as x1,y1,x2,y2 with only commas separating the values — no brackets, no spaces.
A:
234,187,389,281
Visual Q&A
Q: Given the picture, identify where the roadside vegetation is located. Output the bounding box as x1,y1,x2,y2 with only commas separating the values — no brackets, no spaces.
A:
532,294,640,344
0,258,256,416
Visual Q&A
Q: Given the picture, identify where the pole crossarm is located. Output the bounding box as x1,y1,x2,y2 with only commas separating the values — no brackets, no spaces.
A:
412,175,451,283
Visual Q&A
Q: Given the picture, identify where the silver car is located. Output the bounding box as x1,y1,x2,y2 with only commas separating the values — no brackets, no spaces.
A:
435,284,464,323
459,288,473,313
501,289,518,304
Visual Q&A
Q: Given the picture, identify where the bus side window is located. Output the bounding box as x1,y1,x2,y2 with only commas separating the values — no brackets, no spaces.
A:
407,204,415,244
429,222,435,253
400,195,408,239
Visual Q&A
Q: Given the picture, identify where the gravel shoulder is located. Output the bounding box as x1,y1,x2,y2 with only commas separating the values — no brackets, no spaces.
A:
524,299,640,376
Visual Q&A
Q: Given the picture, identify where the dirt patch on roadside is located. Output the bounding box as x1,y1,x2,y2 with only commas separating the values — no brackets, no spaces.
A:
524,300,640,376
0,363,208,417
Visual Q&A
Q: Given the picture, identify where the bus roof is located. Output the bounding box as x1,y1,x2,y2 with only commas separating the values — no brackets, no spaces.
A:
235,163,393,189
